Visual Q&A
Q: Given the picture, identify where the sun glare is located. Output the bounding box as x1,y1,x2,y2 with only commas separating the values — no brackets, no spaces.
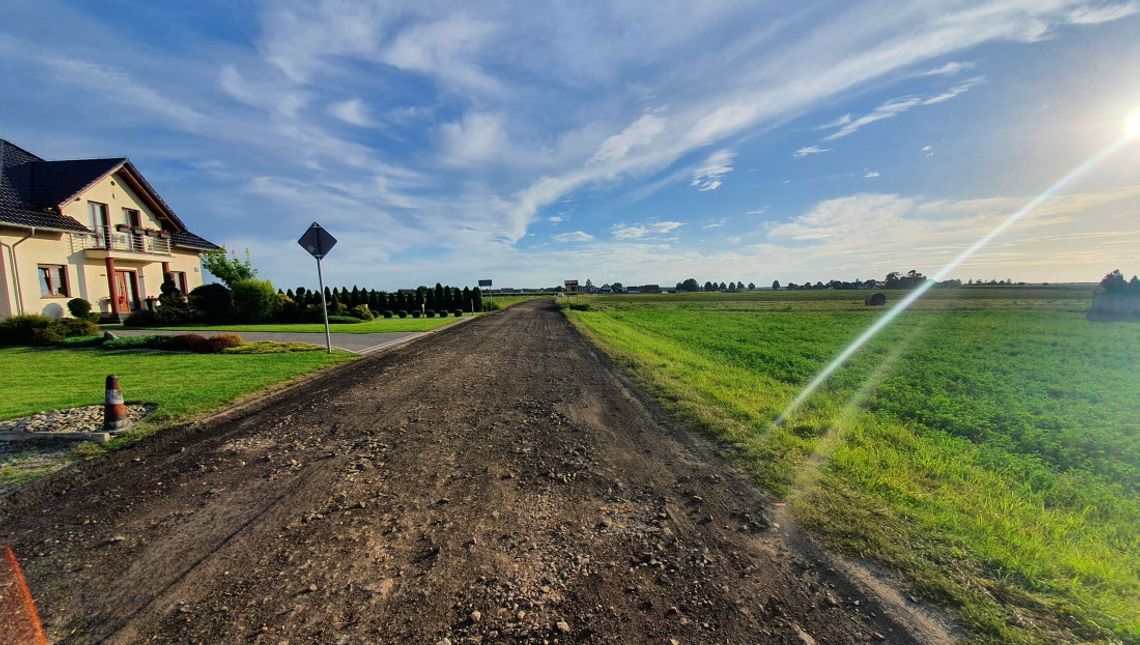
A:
1127,109,1140,139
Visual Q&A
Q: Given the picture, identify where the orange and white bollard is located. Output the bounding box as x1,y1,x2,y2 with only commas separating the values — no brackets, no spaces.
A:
103,375,129,431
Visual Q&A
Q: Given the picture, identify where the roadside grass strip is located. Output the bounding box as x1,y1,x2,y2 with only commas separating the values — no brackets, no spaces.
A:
568,290,1139,644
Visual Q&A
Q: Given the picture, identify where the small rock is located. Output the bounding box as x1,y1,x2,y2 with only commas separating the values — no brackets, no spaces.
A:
307,583,318,593
556,620,571,634
470,610,482,623
103,331,118,340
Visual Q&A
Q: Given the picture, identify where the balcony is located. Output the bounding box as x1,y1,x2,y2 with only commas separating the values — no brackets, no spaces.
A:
72,226,172,258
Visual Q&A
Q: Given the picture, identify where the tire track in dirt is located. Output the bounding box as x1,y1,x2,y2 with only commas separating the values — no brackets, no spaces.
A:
1,300,951,643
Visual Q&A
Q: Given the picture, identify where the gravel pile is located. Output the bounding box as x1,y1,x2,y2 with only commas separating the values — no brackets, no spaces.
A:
0,404,156,434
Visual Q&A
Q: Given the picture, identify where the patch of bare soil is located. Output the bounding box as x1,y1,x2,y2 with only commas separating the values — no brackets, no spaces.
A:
0,300,951,643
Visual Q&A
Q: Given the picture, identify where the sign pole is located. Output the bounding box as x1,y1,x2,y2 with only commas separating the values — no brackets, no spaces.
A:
316,256,332,354
298,222,338,355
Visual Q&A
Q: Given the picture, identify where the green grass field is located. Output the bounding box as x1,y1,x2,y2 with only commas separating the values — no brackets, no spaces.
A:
139,314,473,334
567,286,1138,644
0,347,352,423
485,294,548,309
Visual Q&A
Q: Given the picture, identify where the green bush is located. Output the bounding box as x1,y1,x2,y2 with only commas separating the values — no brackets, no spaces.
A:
0,313,98,346
57,335,105,348
452,309,463,317
222,340,324,354
124,310,158,327
382,310,394,319
397,310,408,318
410,310,421,318
189,283,232,323
351,304,374,321
482,301,502,311
326,315,362,324
103,335,164,350
67,297,92,318
424,309,436,318
231,279,278,323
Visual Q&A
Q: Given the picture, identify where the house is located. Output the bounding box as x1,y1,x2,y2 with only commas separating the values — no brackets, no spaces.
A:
0,138,219,320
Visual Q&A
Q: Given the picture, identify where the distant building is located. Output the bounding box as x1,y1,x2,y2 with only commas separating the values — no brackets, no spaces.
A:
1,137,219,320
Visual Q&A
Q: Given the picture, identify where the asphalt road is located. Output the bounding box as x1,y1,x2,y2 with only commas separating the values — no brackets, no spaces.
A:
0,300,950,643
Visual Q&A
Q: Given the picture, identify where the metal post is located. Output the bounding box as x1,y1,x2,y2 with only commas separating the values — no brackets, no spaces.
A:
316,257,332,354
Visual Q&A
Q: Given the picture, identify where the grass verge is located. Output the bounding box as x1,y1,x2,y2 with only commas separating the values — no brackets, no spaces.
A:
0,346,353,490
566,290,1138,644
129,314,475,334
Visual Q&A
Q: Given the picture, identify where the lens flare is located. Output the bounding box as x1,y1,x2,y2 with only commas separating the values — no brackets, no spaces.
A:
1127,110,1140,139
774,136,1130,426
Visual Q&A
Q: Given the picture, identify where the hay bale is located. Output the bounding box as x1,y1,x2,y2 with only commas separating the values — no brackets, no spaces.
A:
864,292,887,306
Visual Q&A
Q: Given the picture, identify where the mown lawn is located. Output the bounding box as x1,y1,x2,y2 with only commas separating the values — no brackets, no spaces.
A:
568,287,1138,644
0,347,352,423
136,314,474,334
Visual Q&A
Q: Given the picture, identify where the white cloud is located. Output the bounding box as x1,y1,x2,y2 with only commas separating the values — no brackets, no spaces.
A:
1068,3,1138,24
919,61,975,76
922,76,986,105
864,169,880,178
548,215,567,223
794,145,831,158
746,207,769,215
328,98,374,127
690,149,735,191
439,112,507,166
591,113,667,164
702,218,728,229
922,145,935,157
818,77,983,141
612,221,684,239
552,230,594,242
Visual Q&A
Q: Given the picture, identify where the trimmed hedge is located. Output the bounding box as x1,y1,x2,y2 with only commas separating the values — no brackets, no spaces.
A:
326,315,362,324
452,309,463,317
222,340,324,354
382,310,394,319
0,314,99,346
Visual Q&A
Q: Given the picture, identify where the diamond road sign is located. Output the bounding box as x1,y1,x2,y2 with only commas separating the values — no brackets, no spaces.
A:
298,222,337,259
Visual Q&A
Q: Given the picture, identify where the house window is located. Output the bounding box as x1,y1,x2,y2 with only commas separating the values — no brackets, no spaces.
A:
38,265,69,297
88,202,108,231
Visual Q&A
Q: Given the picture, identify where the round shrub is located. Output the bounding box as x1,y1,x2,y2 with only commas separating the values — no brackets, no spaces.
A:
452,309,463,317
30,326,64,346
410,310,422,318
56,317,99,338
168,333,211,353
351,304,374,320
382,310,394,319
397,310,408,318
435,310,447,318
206,333,244,353
67,297,92,318
230,279,279,323
0,314,53,345
424,309,436,318
189,283,232,323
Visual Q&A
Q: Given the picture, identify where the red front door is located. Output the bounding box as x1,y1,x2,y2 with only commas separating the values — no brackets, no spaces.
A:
114,271,139,312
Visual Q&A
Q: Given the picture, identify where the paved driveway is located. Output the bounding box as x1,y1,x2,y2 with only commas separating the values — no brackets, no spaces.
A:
112,329,421,354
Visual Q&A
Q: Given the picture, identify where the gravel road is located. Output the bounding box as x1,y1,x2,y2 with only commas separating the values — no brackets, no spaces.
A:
0,300,948,644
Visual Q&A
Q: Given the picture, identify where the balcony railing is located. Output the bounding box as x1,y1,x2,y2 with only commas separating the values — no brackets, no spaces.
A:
72,226,172,256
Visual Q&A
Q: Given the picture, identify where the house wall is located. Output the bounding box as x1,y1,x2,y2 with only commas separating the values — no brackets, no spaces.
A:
59,171,164,231
1,164,209,323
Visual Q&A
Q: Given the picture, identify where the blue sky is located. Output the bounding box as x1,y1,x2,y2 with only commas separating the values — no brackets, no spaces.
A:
2,1,1138,289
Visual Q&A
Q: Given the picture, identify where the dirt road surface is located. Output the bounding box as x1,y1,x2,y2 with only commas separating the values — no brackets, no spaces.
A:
1,301,950,644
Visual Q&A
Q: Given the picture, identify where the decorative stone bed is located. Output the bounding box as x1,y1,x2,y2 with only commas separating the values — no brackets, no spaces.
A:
0,404,156,442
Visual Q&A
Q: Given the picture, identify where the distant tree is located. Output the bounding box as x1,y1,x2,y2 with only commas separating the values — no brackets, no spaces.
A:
815,281,825,290
772,280,780,290
719,282,727,291
703,281,715,291
748,282,755,290
611,282,623,292
201,247,257,287
1100,269,1128,293
585,278,594,288
680,278,700,292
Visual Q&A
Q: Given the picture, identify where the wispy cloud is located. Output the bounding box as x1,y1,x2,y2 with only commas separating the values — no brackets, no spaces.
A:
793,145,831,158
919,61,974,77
702,218,728,229
1068,2,1138,24
690,149,735,191
819,77,984,140
612,221,684,240
327,98,374,127
863,169,880,178
552,230,594,242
